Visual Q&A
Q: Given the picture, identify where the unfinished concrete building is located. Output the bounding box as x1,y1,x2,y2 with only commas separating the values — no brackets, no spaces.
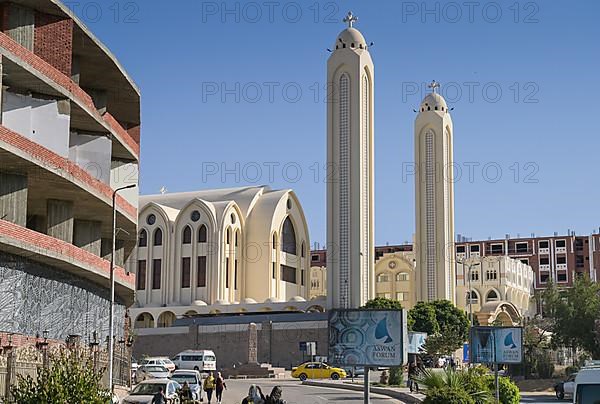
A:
0,0,140,343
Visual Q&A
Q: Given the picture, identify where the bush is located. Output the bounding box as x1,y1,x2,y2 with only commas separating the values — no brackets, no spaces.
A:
535,351,555,378
423,387,475,404
388,367,404,386
462,368,492,404
486,376,520,404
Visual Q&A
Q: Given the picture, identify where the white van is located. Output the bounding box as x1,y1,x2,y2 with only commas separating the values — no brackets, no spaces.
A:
171,350,217,372
573,365,600,403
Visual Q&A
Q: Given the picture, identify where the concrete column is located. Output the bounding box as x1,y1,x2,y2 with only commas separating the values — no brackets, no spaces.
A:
46,199,74,243
74,219,102,256
0,172,28,226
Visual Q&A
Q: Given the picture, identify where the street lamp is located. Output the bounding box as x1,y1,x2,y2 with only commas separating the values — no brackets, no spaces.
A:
108,183,136,393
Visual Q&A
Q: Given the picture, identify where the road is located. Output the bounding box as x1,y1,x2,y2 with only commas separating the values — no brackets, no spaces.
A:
211,378,402,404
519,392,562,403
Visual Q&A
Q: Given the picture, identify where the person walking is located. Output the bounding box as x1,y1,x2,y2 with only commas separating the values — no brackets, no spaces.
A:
215,371,227,404
265,386,285,404
241,384,265,404
203,372,216,403
408,360,420,393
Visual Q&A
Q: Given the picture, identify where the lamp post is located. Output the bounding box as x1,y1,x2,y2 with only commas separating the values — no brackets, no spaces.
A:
108,184,136,393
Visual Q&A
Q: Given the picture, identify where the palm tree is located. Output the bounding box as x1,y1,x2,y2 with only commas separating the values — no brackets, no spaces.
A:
414,367,492,404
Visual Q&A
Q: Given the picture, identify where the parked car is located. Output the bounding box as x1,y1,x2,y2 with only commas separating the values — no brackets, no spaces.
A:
171,349,217,372
170,369,203,400
135,365,171,383
291,362,347,381
342,366,365,377
554,373,576,400
140,357,176,372
122,379,181,404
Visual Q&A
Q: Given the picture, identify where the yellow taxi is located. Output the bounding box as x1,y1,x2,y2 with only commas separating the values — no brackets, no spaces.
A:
291,362,347,381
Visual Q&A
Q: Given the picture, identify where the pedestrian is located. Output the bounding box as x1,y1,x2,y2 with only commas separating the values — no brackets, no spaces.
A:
408,361,419,393
180,381,193,402
265,385,286,404
215,371,227,404
241,384,265,404
152,387,167,404
450,357,456,371
203,372,216,403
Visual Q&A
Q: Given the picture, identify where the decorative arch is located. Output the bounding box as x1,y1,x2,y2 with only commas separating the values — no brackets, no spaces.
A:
466,289,480,305
198,225,208,243
153,228,163,246
281,216,297,255
476,301,521,326
182,226,192,244
138,229,148,247
485,288,501,302
157,311,176,328
135,313,155,329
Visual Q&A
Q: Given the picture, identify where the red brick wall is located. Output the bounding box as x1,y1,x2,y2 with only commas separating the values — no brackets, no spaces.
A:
33,12,73,77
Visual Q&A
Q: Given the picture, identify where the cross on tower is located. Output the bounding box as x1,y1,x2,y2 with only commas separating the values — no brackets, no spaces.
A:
343,11,358,28
428,80,440,93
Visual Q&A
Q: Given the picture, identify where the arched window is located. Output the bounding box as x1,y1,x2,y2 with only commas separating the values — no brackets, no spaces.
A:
226,227,231,244
153,228,163,246
486,290,499,302
301,242,305,258
235,231,239,247
138,229,147,247
396,272,409,282
182,226,192,244
198,225,207,243
376,274,389,283
281,217,297,255
466,290,479,304
272,233,277,249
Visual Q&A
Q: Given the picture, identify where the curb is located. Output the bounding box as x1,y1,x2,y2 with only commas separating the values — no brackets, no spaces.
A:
302,380,423,403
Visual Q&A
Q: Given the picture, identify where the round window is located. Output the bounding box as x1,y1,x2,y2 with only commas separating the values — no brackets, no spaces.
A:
191,210,201,222
388,261,397,269
287,198,292,210
147,214,156,225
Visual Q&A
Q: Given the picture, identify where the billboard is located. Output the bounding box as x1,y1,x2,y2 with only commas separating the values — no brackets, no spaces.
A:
408,332,427,354
470,327,523,364
328,309,408,367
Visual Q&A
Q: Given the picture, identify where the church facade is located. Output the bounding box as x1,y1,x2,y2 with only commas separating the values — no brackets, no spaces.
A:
129,186,320,329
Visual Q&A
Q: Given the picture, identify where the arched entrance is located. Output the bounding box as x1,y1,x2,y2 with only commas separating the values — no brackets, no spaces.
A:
476,301,521,326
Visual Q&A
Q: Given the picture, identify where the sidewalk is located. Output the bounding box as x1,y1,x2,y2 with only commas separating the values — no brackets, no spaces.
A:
303,380,424,403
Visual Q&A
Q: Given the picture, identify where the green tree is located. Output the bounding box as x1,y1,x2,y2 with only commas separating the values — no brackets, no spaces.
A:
362,297,403,310
541,276,600,362
415,368,490,404
11,349,109,404
409,300,470,355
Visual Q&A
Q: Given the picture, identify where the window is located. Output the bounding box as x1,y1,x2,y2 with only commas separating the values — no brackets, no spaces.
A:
147,214,156,225
230,213,236,224
191,210,201,222
486,290,499,301
301,269,305,286
396,292,407,301
576,255,584,268
182,226,192,244
540,272,550,283
272,262,276,279
198,225,207,243
486,269,498,281
556,255,567,265
466,291,479,304
181,257,191,288
540,256,550,265
197,256,207,287
471,271,480,281
377,293,392,299
539,240,549,249
226,228,231,245
301,242,305,258
152,259,162,289
376,274,389,283
470,245,480,253
396,273,409,281
137,260,146,290
153,228,163,246
520,258,529,265
235,231,239,247
312,254,320,262
555,239,566,248
234,260,238,290
456,245,466,253
282,217,297,255
138,230,148,247
557,272,567,282
281,264,296,284
515,242,528,253
287,199,292,210
272,233,277,249
490,244,503,254
225,258,230,288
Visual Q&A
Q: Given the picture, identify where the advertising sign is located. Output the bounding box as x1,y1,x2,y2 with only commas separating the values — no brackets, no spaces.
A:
408,332,427,354
470,327,523,364
328,309,408,367
463,343,470,363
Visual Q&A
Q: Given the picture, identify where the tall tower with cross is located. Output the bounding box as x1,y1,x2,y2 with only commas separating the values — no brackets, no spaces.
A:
414,81,456,303
326,11,375,309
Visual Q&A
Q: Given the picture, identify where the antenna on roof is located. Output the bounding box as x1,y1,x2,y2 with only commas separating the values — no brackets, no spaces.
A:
160,186,168,195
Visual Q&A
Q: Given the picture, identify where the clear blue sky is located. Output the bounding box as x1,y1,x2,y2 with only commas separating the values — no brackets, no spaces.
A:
70,0,600,246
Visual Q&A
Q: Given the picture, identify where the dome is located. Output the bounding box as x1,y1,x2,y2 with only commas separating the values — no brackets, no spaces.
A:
420,92,448,113
335,28,367,51
192,300,207,306
289,296,306,302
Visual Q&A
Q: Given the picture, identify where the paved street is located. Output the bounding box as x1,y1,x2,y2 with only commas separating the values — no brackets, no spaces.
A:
519,393,561,403
212,379,402,404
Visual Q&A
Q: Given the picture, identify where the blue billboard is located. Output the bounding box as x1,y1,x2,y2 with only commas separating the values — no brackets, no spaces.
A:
328,309,408,367
470,326,523,364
